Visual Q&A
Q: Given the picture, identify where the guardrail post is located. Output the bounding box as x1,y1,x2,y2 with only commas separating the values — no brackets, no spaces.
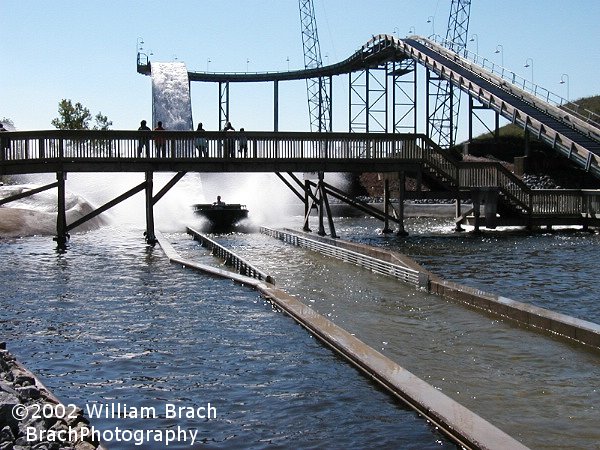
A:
145,171,157,245
54,171,68,249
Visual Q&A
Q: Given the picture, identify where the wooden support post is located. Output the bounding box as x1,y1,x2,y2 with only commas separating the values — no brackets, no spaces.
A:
303,179,312,232
54,172,68,249
382,177,393,233
455,193,464,232
455,171,463,232
396,171,408,236
317,172,326,236
322,186,338,239
472,190,481,234
145,171,157,245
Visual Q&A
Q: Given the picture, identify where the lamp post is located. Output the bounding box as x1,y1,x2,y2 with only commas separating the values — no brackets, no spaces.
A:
494,44,504,67
136,37,144,53
206,58,211,72
524,58,534,84
246,58,250,72
469,34,479,54
560,73,570,102
393,27,399,37
408,26,415,35
427,16,435,36
286,57,290,71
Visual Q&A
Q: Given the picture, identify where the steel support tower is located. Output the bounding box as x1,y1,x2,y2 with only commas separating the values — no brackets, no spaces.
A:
428,0,472,148
299,0,331,132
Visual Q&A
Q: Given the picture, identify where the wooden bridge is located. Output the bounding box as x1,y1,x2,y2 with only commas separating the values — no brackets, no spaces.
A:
1,129,599,247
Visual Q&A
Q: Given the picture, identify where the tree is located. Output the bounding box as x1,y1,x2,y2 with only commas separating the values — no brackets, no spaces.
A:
51,99,112,130
93,112,112,130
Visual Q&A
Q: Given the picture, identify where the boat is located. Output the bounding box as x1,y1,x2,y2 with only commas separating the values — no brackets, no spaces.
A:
192,199,249,231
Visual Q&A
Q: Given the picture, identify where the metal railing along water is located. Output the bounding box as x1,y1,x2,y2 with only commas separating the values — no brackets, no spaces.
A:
261,227,429,289
187,227,274,284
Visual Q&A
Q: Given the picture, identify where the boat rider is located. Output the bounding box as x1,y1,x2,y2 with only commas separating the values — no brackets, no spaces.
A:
214,195,225,206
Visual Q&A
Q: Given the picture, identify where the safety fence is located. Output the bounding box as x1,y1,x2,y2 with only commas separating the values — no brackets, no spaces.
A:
260,227,428,289
0,130,430,161
187,227,274,284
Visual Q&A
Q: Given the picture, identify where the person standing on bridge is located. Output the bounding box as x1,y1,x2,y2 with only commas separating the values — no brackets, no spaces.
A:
195,122,208,157
154,121,166,157
137,120,151,157
222,121,235,158
238,128,248,157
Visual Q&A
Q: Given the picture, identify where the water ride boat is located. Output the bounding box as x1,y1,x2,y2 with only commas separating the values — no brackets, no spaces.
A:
192,196,249,231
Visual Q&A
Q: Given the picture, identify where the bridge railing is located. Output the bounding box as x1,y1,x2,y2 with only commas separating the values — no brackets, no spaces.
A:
0,130,431,162
459,162,531,212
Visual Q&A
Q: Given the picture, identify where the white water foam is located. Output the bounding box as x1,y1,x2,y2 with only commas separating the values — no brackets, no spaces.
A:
151,61,193,130
0,184,110,237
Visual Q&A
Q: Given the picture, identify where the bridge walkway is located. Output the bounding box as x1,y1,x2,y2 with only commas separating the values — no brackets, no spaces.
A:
1,130,600,244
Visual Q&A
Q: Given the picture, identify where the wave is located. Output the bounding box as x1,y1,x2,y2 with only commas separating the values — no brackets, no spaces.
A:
0,184,110,237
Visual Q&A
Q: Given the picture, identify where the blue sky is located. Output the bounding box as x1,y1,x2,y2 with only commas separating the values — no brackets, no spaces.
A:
2,0,599,142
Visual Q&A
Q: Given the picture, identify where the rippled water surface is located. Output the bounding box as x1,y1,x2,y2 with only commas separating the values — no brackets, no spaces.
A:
335,217,600,324
213,218,600,449
3,215,600,449
0,228,452,449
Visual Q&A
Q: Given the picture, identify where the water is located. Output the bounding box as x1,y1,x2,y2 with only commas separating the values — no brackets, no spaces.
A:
0,227,452,449
152,61,193,130
333,217,600,324
3,214,600,449
213,219,600,449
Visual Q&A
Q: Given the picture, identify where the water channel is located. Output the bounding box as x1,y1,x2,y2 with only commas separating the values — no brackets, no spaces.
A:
2,214,599,449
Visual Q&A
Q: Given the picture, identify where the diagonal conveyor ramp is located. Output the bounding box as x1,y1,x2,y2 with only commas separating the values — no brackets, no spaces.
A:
398,36,600,176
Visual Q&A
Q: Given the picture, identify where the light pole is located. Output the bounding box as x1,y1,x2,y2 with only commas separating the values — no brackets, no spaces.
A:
286,57,290,71
469,34,479,54
427,16,435,36
494,44,504,67
206,58,211,72
560,73,570,102
524,58,534,84
393,27,399,37
136,37,144,53
408,26,415,35
246,58,250,72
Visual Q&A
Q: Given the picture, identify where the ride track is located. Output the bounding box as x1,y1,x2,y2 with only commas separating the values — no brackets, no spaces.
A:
139,34,600,176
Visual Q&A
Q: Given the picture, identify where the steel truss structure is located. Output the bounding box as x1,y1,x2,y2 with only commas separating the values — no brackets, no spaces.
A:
428,0,472,148
299,0,332,132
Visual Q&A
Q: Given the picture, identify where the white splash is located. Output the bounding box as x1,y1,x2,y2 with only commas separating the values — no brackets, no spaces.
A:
151,61,193,131
0,184,110,237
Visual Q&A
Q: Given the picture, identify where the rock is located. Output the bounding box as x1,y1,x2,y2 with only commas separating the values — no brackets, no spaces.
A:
0,393,19,434
15,386,41,401
13,375,35,388
0,425,15,444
